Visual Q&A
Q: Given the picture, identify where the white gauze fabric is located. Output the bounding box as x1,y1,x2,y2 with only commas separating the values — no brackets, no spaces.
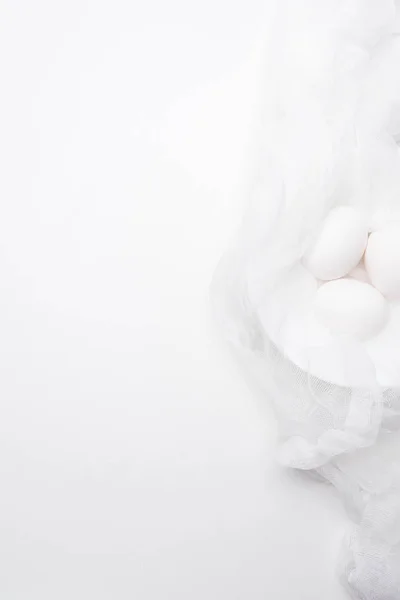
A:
211,1,400,598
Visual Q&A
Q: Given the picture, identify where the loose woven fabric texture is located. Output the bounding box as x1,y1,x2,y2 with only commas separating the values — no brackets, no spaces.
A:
212,1,400,598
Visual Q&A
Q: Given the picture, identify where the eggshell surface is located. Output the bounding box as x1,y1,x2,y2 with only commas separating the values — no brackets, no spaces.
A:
364,225,400,299
304,206,369,280
348,261,370,283
314,278,388,339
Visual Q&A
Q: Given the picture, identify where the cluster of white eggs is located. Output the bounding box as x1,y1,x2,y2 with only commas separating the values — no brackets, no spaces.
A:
303,206,400,340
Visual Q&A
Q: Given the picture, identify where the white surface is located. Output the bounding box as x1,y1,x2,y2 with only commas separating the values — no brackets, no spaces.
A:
0,2,347,599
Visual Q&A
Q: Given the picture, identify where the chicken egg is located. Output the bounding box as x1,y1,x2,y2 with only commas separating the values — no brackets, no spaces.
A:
303,206,369,281
365,225,400,299
314,278,388,340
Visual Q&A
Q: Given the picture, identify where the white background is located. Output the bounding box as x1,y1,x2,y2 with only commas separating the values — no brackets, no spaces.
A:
0,1,348,598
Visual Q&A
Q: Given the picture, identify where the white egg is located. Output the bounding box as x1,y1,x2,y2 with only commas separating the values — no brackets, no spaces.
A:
365,225,400,299
314,278,388,339
348,261,370,283
303,206,369,280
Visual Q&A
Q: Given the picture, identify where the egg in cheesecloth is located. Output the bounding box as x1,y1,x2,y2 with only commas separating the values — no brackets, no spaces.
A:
304,206,369,280
365,225,400,299
314,278,389,340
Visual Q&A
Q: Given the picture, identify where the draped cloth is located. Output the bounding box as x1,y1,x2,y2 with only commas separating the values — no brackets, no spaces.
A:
211,2,400,597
